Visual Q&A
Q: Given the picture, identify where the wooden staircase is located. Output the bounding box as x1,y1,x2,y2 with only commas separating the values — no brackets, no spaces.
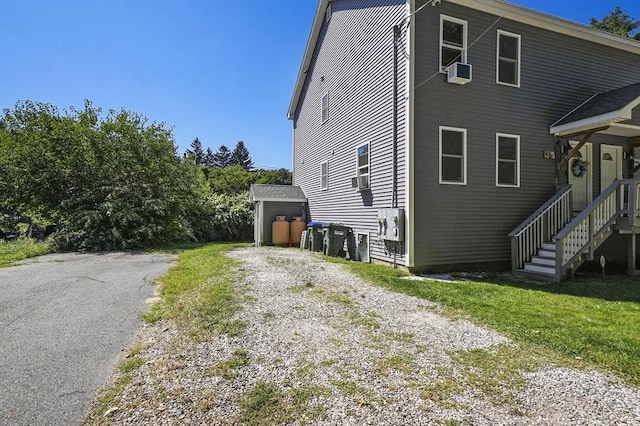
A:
511,179,640,282
522,242,556,277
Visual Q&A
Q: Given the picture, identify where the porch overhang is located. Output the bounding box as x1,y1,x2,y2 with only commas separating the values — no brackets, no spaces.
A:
550,82,640,138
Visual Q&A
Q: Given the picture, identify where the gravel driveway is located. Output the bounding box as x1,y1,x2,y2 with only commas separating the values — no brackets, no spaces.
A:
98,247,640,425
0,252,175,426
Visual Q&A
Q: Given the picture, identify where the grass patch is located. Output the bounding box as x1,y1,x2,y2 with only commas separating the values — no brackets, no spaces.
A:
209,349,251,379
0,238,51,266
142,242,248,340
340,260,640,386
451,344,543,404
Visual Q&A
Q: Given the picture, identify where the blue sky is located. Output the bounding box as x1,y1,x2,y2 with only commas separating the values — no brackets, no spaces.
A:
1,0,638,169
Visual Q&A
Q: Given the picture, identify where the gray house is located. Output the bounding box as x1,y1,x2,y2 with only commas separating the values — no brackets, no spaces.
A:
288,0,640,280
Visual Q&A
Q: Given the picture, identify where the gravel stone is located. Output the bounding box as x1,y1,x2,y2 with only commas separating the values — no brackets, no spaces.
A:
94,247,640,425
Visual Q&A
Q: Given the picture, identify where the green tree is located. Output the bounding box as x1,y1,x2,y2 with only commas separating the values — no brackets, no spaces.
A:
204,147,215,167
253,168,292,185
185,137,205,165
208,165,253,194
0,100,211,250
230,140,254,171
212,144,231,168
590,6,640,40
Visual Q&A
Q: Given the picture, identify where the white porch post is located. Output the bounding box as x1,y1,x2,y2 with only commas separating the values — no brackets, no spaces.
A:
629,232,638,275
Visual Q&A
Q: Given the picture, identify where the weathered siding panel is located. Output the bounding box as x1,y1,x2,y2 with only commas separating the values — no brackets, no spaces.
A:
292,0,409,264
412,1,640,270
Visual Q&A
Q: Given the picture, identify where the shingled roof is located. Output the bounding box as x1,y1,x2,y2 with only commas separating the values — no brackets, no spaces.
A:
551,82,640,136
249,184,307,203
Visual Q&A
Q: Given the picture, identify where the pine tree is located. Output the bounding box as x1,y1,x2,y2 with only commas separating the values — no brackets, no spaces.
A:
590,6,640,40
204,147,215,167
212,144,231,168
230,140,254,171
185,137,205,165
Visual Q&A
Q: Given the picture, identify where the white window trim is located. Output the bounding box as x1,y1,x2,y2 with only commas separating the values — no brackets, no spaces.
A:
356,142,370,190
325,3,332,24
439,126,467,185
321,92,328,124
440,15,468,72
495,133,520,187
321,160,328,190
496,30,521,88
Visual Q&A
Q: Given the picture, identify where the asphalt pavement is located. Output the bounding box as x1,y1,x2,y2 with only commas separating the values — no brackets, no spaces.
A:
0,252,175,426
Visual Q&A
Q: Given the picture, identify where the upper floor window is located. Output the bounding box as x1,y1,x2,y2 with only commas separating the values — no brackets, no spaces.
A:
496,133,520,187
321,161,328,190
356,143,370,190
321,92,329,123
439,126,467,185
497,30,521,87
440,15,467,71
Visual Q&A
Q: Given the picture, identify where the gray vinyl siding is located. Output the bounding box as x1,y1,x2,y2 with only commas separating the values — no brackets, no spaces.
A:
412,1,640,270
292,0,409,264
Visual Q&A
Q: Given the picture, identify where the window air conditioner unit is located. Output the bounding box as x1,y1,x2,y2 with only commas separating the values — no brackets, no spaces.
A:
351,176,358,188
357,174,369,190
446,62,472,85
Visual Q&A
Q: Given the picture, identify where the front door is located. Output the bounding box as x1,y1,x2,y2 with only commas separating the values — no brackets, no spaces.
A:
600,144,623,192
568,141,593,212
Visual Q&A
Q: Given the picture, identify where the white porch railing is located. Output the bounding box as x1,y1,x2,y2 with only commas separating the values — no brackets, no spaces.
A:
554,179,640,281
509,185,573,272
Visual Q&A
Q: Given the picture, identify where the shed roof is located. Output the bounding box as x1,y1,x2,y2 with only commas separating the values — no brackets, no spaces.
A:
249,184,307,203
550,82,640,137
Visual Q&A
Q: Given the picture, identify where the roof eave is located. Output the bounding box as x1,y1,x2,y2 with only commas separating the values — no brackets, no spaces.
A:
448,0,640,54
287,0,331,120
550,111,626,136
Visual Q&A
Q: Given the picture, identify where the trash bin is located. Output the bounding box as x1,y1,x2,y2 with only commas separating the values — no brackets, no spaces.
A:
307,222,324,252
322,223,351,257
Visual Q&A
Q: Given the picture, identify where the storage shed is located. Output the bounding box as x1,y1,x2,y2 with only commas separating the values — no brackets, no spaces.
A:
249,184,308,246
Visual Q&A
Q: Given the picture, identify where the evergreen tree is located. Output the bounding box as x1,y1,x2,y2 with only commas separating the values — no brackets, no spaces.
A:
230,140,254,171
212,144,231,168
591,6,640,40
204,147,215,167
185,137,205,165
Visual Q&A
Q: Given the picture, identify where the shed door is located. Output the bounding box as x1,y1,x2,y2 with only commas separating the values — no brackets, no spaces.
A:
600,145,623,192
568,141,592,212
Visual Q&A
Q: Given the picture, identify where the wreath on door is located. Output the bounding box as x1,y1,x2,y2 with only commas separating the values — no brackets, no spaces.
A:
571,158,588,177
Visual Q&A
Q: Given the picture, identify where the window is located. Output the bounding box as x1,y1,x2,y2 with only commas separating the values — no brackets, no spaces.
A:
321,92,328,123
439,127,466,185
440,15,467,71
356,143,370,190
321,161,328,190
497,30,521,87
496,133,520,187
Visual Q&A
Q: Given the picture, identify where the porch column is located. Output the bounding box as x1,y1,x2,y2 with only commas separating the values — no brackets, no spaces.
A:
629,232,638,275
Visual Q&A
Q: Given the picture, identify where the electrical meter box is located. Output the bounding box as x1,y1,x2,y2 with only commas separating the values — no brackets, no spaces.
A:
376,208,405,242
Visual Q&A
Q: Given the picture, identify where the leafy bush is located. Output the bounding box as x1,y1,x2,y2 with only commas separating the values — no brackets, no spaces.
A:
204,191,253,242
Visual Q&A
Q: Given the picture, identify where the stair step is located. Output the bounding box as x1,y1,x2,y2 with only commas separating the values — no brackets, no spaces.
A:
542,242,555,251
524,263,555,276
531,256,555,267
538,249,555,258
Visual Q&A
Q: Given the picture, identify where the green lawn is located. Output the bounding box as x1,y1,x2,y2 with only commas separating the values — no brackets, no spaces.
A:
341,261,640,386
0,238,52,266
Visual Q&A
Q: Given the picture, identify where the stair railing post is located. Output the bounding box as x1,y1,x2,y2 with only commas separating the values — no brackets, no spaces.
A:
629,180,636,227
555,237,563,282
